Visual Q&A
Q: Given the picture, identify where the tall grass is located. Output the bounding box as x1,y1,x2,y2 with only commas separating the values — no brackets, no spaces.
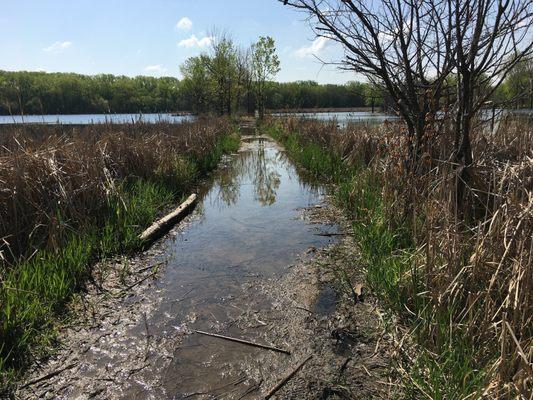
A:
266,116,531,398
0,119,240,390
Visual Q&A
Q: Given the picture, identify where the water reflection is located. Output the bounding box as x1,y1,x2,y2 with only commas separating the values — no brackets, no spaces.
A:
150,137,338,398
210,139,283,207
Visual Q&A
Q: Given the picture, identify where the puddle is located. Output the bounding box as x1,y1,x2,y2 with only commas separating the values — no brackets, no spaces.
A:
151,137,337,398
314,284,338,316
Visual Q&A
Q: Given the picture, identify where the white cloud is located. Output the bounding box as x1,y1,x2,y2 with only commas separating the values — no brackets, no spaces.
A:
176,17,193,31
145,64,168,74
178,34,213,48
43,41,72,53
294,37,329,58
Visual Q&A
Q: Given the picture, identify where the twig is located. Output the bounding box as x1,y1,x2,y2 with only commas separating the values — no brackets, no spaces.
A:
194,330,291,355
120,270,158,294
294,305,314,314
314,232,347,237
143,312,150,361
237,379,263,399
19,362,77,389
264,355,313,399
136,260,166,274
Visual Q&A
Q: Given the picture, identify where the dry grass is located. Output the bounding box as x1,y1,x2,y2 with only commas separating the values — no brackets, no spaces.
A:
0,118,239,391
0,119,233,261
269,115,532,398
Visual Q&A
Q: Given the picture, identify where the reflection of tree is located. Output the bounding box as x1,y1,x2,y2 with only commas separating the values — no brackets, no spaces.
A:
252,139,281,206
215,162,241,206
212,139,281,207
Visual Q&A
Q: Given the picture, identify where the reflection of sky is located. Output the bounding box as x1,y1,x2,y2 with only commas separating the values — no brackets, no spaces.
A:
162,138,332,284
207,139,324,210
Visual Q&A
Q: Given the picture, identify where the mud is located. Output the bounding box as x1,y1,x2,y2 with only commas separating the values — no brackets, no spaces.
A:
16,136,395,399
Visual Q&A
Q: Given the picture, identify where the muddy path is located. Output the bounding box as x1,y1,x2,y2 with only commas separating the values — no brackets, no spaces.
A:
17,135,393,399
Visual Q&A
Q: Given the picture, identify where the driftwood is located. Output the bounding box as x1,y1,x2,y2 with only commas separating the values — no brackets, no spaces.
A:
264,355,313,399
194,330,291,355
139,194,197,245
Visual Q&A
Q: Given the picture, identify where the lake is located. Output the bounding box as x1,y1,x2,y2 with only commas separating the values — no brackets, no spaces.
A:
272,110,399,126
0,113,195,125
0,111,397,126
2,110,528,127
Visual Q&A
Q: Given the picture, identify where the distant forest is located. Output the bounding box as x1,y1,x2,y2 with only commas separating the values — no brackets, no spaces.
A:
0,65,530,115
0,70,380,115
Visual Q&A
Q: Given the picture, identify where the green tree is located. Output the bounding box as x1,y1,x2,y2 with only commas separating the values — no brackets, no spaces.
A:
251,36,280,119
180,56,212,114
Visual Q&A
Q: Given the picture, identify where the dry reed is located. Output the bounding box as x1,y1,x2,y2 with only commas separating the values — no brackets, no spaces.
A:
273,115,532,397
0,118,232,262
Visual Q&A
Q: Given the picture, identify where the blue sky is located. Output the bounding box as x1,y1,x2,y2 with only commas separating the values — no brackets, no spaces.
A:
0,0,358,84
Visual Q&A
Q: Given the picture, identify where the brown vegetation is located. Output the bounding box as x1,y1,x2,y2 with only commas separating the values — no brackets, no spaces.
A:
271,115,532,397
0,119,232,261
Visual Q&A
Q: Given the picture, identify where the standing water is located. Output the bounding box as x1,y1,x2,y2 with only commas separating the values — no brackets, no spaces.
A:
22,134,338,399
148,136,336,398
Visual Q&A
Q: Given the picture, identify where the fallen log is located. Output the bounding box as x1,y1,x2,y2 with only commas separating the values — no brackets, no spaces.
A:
139,194,197,245
194,330,291,355
264,355,313,399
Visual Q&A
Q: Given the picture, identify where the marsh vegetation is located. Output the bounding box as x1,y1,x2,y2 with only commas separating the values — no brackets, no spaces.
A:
267,115,531,398
0,119,239,389
1,0,532,397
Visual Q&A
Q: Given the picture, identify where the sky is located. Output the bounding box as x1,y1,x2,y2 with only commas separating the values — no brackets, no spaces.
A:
0,0,358,84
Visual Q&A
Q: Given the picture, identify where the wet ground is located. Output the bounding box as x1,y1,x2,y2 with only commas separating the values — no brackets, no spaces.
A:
17,135,393,399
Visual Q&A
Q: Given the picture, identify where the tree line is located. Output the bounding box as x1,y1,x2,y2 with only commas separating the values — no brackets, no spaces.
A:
0,70,381,116
1,32,530,117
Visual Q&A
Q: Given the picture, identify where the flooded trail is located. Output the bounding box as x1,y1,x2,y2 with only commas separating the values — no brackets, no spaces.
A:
128,136,338,398
19,135,350,399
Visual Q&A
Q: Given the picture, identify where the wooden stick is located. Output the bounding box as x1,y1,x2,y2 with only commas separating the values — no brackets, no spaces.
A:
136,260,166,274
313,232,347,237
264,355,313,399
194,330,291,355
20,362,77,389
139,193,197,244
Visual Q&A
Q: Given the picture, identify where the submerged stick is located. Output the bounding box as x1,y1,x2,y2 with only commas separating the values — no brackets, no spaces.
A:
264,355,313,399
139,194,197,244
313,232,347,237
20,362,77,389
194,330,291,355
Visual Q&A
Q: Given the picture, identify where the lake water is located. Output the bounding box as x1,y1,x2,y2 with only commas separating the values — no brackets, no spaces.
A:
0,113,195,125
272,110,399,126
2,109,530,126
0,111,396,126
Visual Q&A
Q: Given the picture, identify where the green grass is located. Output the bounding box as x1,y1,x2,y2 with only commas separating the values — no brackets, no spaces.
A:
265,123,489,398
0,130,240,393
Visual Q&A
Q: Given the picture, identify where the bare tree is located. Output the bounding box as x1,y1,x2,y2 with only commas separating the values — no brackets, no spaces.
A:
279,0,532,198
280,0,458,169
450,0,532,206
